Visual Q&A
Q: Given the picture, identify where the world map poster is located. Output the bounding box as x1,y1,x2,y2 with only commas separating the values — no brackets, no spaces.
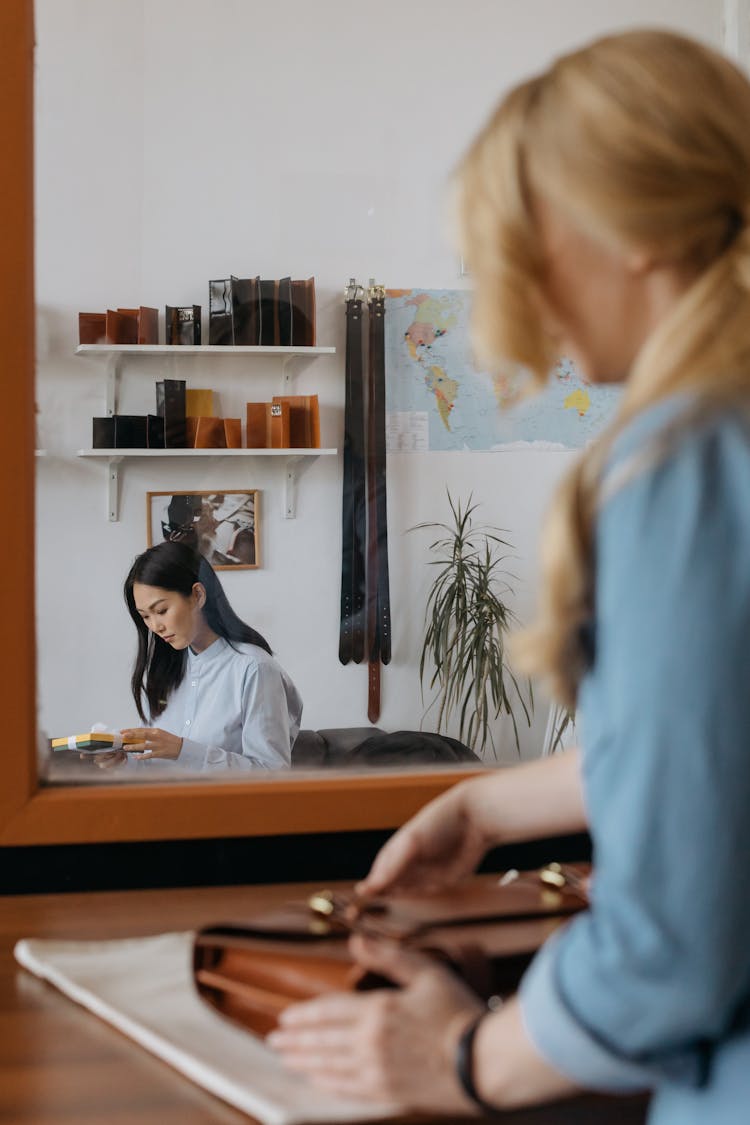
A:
385,288,621,452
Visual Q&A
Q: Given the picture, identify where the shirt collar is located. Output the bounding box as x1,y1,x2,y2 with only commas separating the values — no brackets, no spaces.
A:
187,635,228,668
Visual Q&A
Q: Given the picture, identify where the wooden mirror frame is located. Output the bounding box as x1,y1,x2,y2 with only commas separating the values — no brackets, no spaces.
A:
0,0,481,847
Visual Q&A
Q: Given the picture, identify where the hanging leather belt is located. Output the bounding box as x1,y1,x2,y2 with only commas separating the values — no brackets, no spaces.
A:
339,281,367,665
366,282,391,721
339,279,392,719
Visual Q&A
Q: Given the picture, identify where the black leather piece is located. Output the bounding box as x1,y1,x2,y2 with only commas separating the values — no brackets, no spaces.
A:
166,305,201,345
231,276,261,345
209,279,235,345
259,279,277,345
92,417,115,448
369,289,391,666
365,287,391,721
147,414,165,448
277,276,292,346
113,415,148,448
163,378,187,448
290,278,315,346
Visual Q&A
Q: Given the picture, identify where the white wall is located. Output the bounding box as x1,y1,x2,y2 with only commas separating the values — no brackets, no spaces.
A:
35,0,724,763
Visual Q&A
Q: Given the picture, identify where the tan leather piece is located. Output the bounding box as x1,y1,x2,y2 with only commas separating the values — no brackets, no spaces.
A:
78,312,106,344
271,395,320,448
187,417,226,449
185,389,215,417
245,402,290,448
105,308,138,345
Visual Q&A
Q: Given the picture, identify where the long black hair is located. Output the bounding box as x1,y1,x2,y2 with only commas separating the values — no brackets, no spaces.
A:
124,541,271,721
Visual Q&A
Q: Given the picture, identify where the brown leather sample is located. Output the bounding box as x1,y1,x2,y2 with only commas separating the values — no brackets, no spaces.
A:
272,394,320,447
166,305,201,345
268,401,290,447
245,401,290,448
223,418,242,448
245,403,267,448
105,309,138,345
134,306,158,344
80,306,158,345
291,277,316,346
190,417,226,449
79,313,106,345
92,417,115,448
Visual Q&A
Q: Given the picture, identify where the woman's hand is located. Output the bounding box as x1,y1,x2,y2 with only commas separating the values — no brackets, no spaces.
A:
84,750,128,770
119,727,183,760
268,935,484,1113
356,779,489,898
359,752,588,899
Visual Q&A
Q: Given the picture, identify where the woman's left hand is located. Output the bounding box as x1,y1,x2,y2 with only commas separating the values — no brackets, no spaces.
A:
267,934,484,1113
120,727,183,760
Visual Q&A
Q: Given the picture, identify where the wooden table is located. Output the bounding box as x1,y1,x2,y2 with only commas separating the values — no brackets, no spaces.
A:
0,883,649,1124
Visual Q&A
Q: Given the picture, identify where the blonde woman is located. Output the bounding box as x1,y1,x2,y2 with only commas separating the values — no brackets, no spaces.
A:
270,30,750,1123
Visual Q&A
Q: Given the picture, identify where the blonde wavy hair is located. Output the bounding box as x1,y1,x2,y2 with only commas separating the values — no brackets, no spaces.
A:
457,29,750,708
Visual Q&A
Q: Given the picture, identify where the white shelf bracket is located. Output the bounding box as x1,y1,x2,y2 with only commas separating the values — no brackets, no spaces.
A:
105,354,121,416
281,352,320,389
284,454,319,519
107,456,123,521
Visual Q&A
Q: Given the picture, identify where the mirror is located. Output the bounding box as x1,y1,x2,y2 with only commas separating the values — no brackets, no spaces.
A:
31,0,555,787
29,1,722,795
2,0,725,842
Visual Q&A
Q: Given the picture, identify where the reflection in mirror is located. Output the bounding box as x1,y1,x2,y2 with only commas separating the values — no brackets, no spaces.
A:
41,0,701,786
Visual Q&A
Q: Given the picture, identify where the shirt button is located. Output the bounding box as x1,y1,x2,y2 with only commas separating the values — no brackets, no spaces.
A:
185,720,191,726
191,681,197,687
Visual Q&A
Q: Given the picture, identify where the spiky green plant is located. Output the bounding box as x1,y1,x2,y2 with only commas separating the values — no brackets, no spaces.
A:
546,702,576,754
413,492,533,757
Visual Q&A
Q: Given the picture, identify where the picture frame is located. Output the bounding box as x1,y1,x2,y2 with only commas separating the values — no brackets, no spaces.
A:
146,490,260,570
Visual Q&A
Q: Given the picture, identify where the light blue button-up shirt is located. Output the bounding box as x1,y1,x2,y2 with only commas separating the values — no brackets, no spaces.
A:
139,636,302,772
519,396,750,1124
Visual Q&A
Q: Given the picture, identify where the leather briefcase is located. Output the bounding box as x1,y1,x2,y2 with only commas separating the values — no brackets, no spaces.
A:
193,866,588,1038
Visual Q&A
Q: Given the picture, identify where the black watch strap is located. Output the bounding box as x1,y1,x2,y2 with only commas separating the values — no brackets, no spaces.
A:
455,1012,502,1117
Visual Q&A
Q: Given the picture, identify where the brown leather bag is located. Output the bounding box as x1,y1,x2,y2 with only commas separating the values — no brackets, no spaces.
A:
193,866,588,1037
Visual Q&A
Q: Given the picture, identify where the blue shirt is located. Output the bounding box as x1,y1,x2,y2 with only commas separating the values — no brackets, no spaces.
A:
519,396,750,1123
139,637,302,773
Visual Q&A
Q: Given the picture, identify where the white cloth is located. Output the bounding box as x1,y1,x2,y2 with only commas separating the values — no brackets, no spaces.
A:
14,931,398,1125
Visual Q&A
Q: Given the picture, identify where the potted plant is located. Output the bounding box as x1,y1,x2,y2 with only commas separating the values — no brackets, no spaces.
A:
413,492,533,758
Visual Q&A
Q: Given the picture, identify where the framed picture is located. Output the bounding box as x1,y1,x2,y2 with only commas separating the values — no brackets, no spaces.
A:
146,490,260,570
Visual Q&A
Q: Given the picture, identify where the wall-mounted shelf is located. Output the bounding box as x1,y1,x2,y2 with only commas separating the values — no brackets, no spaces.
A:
77,447,337,522
76,343,338,521
75,344,337,412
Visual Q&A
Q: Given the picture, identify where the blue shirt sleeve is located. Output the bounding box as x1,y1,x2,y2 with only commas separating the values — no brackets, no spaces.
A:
520,408,750,1092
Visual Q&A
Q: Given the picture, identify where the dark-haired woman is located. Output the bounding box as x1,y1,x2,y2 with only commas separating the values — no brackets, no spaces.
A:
116,541,302,771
